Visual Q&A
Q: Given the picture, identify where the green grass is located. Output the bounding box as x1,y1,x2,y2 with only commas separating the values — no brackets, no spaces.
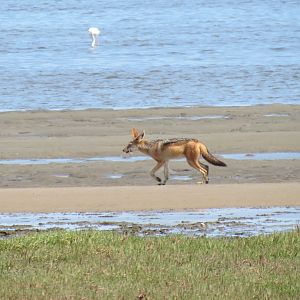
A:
0,229,299,300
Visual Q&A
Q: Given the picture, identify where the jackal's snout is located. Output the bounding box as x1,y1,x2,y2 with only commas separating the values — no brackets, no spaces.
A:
122,143,133,153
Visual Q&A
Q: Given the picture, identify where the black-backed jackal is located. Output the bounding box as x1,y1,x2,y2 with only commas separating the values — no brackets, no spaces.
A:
123,128,226,185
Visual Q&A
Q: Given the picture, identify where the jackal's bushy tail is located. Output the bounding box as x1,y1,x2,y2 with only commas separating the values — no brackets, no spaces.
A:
200,144,227,167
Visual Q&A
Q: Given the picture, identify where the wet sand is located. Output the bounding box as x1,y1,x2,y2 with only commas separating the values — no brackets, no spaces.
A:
0,104,299,212
0,183,299,213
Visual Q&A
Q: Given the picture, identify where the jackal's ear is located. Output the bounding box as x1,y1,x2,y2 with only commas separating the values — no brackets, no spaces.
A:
139,130,145,139
131,128,139,138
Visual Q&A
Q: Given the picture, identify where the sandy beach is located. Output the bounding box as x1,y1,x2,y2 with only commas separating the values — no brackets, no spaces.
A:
0,183,299,213
0,104,299,212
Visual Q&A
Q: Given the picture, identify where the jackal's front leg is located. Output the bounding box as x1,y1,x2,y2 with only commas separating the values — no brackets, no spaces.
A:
161,162,169,185
150,161,164,185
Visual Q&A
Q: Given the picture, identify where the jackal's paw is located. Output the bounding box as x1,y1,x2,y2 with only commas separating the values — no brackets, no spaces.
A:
158,182,166,186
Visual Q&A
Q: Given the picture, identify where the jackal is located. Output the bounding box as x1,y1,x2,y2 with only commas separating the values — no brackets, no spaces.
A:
123,128,226,185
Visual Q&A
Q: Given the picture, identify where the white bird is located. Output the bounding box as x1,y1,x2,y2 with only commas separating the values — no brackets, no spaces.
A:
88,27,101,47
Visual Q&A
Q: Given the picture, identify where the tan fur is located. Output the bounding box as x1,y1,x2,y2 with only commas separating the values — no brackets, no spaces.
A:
123,128,226,185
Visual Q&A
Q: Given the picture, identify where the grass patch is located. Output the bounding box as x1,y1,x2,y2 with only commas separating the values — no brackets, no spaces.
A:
0,229,299,299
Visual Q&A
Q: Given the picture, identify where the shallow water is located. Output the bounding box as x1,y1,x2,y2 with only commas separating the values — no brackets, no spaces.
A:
1,207,299,238
107,174,124,179
0,0,299,111
0,156,148,165
221,152,300,160
126,115,228,121
170,175,192,181
0,152,299,165
264,114,289,117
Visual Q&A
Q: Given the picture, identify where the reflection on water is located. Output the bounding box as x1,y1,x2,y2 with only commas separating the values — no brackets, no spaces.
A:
0,152,299,165
1,207,299,238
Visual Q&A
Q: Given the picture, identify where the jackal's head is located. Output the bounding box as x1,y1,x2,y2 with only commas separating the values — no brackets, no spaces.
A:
123,128,145,153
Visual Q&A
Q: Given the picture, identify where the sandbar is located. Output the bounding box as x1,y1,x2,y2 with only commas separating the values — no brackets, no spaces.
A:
0,183,299,213
0,104,299,212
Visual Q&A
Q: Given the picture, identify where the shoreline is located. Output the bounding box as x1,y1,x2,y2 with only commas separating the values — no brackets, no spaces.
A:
0,183,299,213
1,103,299,113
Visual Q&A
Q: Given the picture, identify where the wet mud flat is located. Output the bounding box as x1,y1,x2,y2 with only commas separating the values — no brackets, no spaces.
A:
0,152,299,188
1,104,299,188
1,206,299,239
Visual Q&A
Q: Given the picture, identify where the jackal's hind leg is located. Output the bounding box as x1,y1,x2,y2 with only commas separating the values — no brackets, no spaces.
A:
199,162,209,183
187,159,209,184
150,161,164,184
